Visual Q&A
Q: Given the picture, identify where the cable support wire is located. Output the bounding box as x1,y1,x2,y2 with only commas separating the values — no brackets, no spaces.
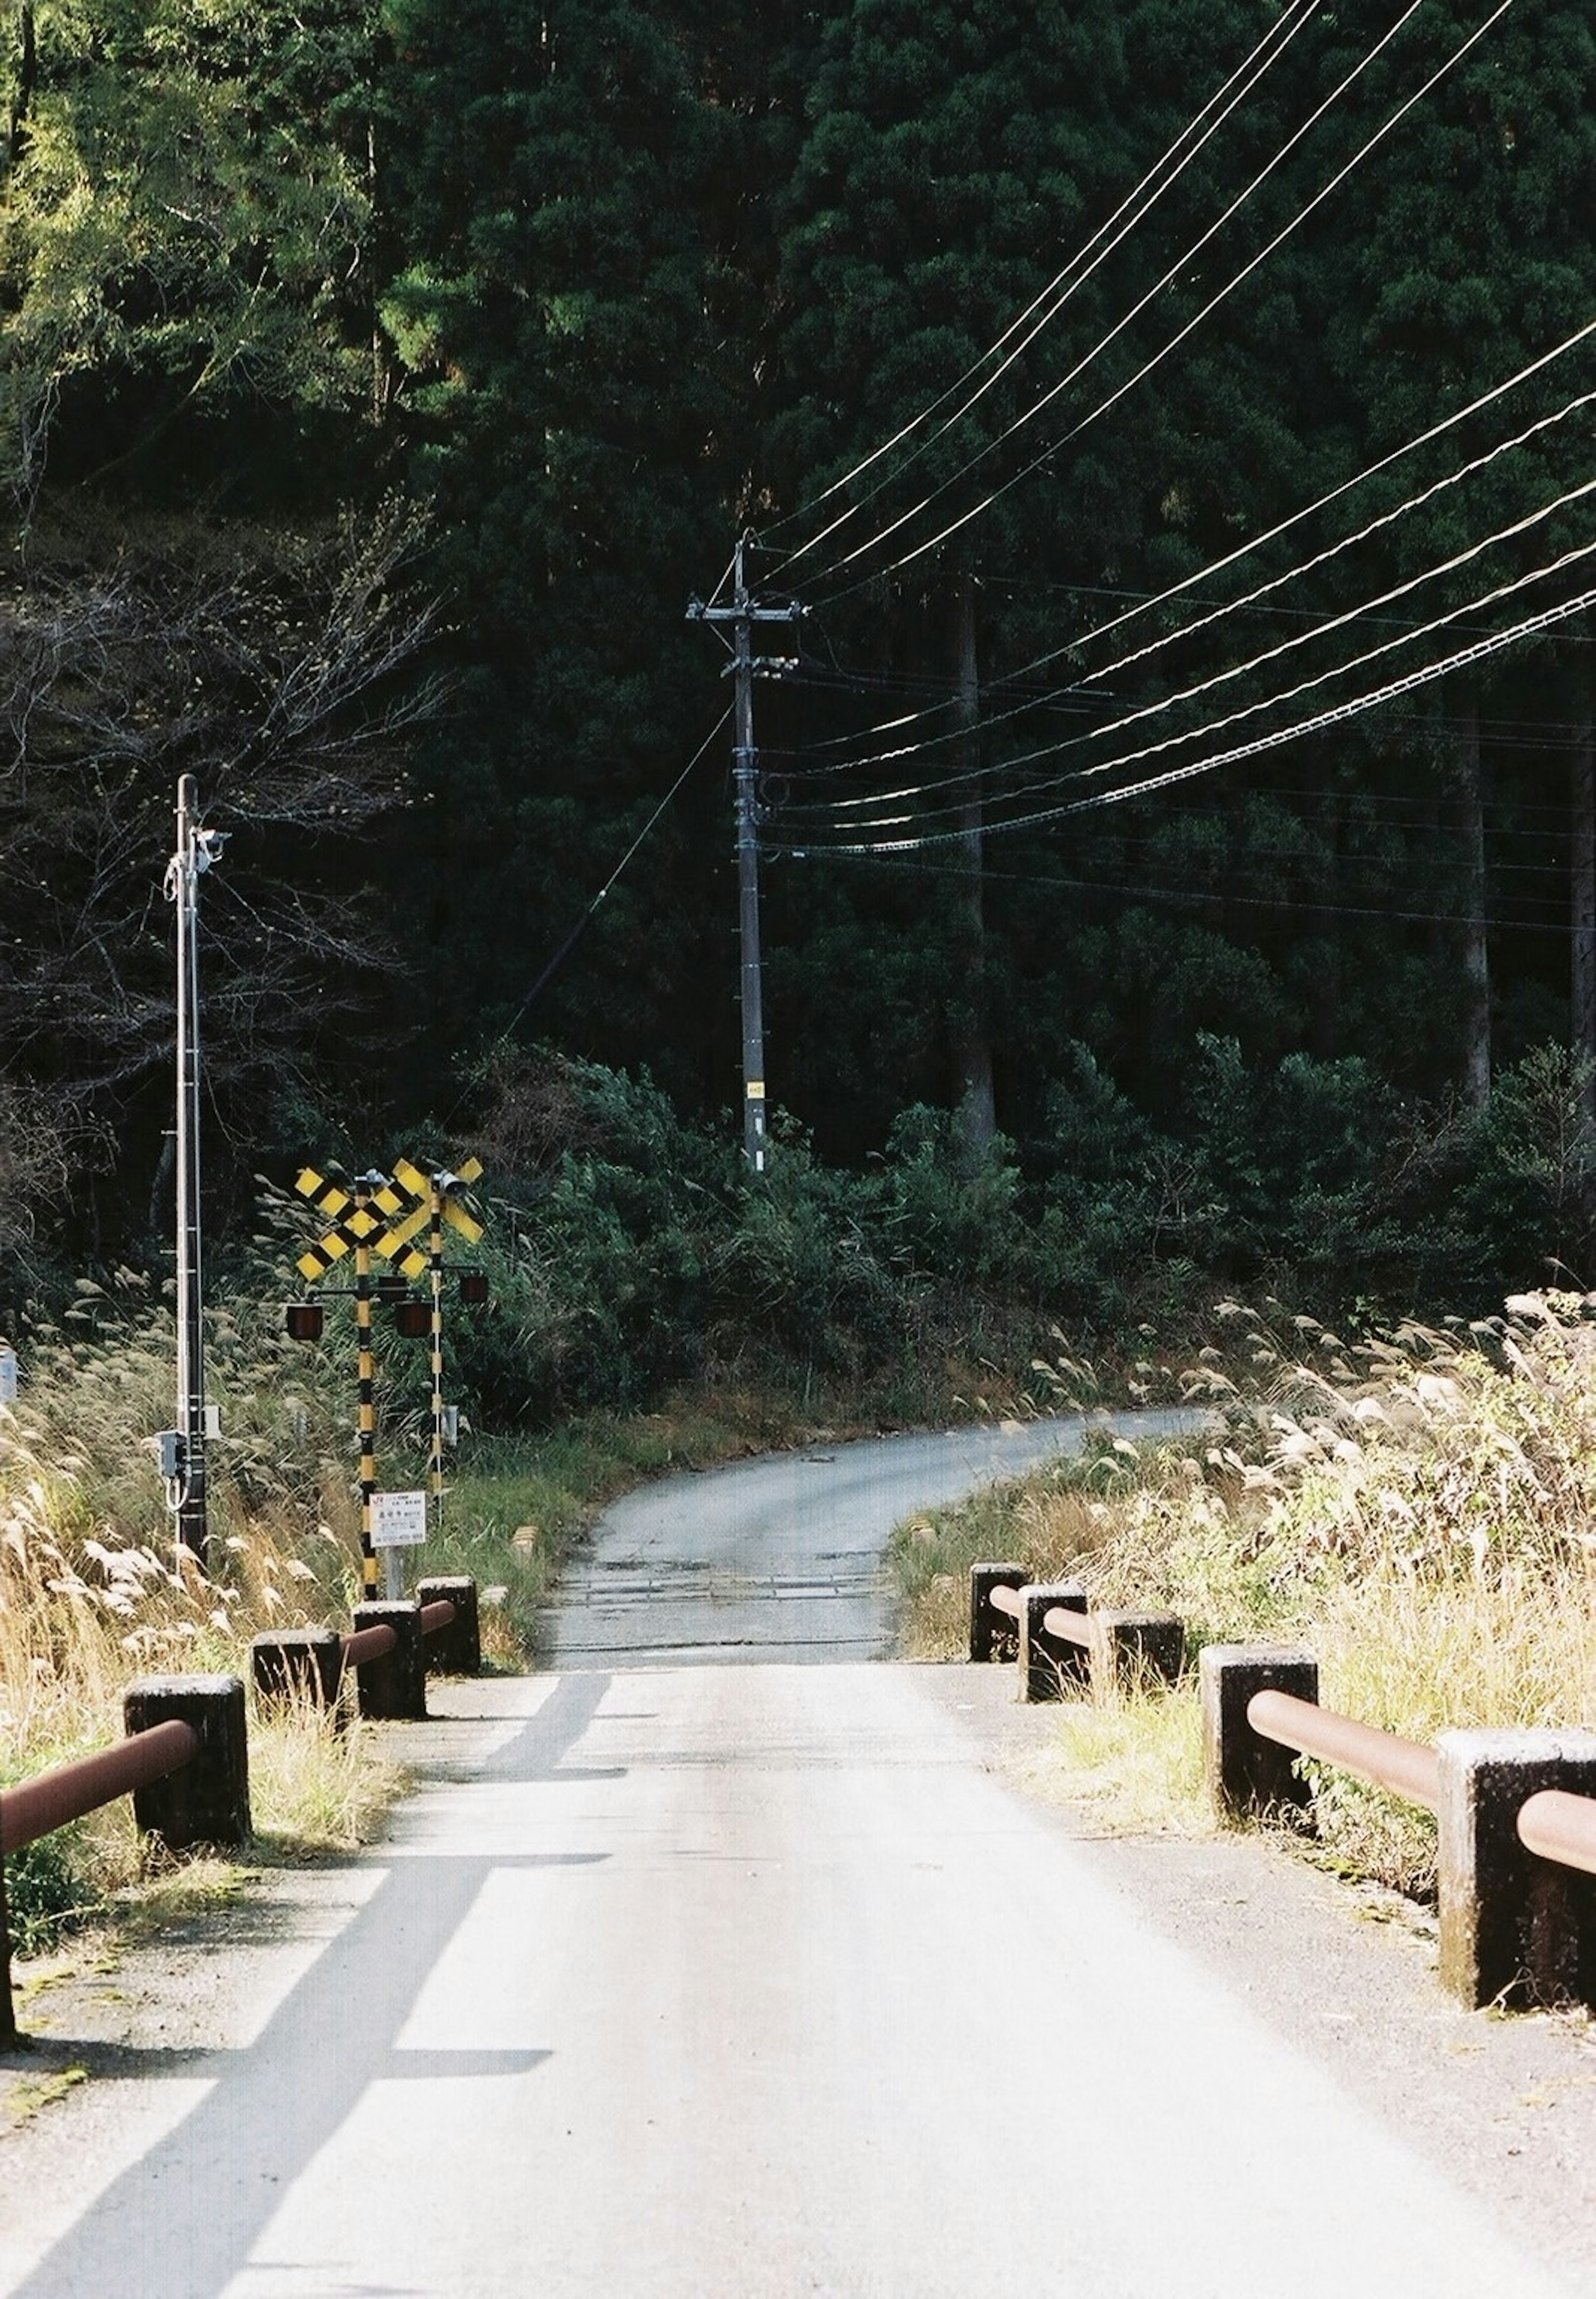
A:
762,0,1323,577
797,0,1471,603
794,464,1596,821
786,382,1596,792
773,772,1596,865
785,317,1596,774
783,801,1587,880
783,558,1596,852
803,0,1522,613
440,712,729,1123
782,844,1583,937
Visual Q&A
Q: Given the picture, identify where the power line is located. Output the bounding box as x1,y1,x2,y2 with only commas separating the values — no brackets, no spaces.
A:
763,0,1324,577
780,843,1585,937
782,315,1596,778
444,712,729,1116
800,466,1596,821
786,567,1596,851
803,0,1518,608
814,0,1536,611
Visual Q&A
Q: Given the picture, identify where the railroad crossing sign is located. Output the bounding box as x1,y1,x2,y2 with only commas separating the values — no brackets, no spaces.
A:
292,1159,486,1284
374,1157,485,1265
293,1167,417,1283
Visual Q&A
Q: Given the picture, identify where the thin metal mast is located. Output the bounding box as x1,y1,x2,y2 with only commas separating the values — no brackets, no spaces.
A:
167,775,222,1567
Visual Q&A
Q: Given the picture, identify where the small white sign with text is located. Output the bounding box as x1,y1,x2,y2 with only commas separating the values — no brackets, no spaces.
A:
371,1489,428,1547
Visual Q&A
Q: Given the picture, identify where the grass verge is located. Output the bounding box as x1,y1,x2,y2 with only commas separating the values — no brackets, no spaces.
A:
891,1296,1596,1899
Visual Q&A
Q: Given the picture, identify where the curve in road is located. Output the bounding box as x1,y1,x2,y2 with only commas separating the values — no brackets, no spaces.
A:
544,1409,1196,1666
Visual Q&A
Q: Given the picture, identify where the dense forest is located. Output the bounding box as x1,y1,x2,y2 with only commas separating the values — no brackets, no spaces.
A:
2,0,1595,1383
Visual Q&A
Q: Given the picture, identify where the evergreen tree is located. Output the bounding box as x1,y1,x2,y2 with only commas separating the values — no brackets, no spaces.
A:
377,0,749,1104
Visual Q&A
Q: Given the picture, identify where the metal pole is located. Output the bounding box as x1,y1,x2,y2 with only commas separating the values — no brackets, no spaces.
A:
732,540,767,1175
170,774,209,1568
687,545,801,1175
355,1178,381,1601
429,1175,445,1525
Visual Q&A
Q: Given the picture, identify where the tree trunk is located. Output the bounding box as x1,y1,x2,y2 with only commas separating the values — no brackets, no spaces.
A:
1573,682,1596,1134
1306,792,1342,1062
951,575,996,1161
1456,690,1490,1112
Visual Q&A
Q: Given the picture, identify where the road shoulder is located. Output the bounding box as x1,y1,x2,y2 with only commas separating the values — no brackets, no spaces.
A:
913,1657,1596,2287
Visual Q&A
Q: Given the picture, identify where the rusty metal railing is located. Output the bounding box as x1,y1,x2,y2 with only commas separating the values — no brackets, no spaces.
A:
1245,1688,1442,1812
0,1710,214,2045
1516,1788,1596,1878
986,1584,1090,1648
984,1577,1596,2012
1042,1603,1091,1648
0,1721,200,1858
974,1570,1184,1701
339,1598,453,1675
340,1621,399,1671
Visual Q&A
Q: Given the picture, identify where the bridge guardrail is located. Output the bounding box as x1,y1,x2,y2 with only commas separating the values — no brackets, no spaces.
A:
969,1560,1596,2014
2,1576,480,2045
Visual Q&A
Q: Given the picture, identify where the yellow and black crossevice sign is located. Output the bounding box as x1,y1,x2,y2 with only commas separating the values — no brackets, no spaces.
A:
376,1157,486,1264
293,1159,487,1283
293,1168,417,1283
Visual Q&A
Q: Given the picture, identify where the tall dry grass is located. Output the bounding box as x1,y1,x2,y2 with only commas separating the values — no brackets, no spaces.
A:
894,1296,1596,1894
0,1279,399,1946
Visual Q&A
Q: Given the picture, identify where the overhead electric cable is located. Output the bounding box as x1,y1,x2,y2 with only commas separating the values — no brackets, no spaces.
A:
806,0,1522,610
817,532,1596,835
785,312,1596,769
790,568,1596,851
785,846,1580,937
788,383,1596,795
442,712,729,1122
802,467,1596,819
765,0,1324,576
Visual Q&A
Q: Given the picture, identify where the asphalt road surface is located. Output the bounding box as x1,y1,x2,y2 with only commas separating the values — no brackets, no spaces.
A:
544,1410,1195,1666
5,1414,1595,2297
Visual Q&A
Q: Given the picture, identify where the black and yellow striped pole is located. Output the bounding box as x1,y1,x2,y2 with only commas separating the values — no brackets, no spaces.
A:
429,1173,446,1522
355,1172,379,1600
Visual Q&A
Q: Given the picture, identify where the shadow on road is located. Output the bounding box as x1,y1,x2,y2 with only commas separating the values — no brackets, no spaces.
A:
12,1671,613,2299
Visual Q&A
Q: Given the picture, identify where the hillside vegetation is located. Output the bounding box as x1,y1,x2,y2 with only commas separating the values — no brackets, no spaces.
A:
0,1,1593,1314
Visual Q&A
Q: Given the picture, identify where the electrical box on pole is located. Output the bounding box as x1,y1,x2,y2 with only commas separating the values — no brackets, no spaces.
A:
687,539,802,1175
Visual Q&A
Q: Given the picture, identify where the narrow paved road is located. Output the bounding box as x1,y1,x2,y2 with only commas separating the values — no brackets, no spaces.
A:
545,1411,1192,1665
3,1415,1592,2296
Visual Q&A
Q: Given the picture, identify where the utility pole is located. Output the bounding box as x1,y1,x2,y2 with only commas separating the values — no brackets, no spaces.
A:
354,1171,384,1601
688,538,802,1173
164,775,224,1568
